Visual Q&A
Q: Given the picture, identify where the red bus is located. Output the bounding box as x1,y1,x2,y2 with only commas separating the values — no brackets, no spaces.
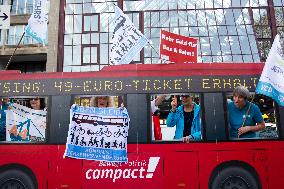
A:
0,63,283,189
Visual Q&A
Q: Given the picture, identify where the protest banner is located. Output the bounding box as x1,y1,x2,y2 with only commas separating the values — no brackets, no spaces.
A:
65,105,130,162
6,103,46,142
110,6,148,65
25,0,48,44
256,34,284,106
160,30,198,64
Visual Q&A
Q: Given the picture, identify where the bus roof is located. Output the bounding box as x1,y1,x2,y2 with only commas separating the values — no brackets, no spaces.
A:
0,70,21,75
0,63,264,80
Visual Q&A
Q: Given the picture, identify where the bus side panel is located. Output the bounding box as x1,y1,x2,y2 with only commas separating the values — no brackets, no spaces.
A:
82,145,164,189
0,145,51,189
266,148,284,189
55,145,83,189
164,151,199,189
199,149,268,189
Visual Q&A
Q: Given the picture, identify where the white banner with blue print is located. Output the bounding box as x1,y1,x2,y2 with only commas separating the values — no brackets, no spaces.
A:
25,0,48,44
64,105,130,162
256,34,284,106
6,103,46,142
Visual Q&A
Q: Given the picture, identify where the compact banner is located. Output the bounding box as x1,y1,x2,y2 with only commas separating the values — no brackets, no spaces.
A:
65,105,130,162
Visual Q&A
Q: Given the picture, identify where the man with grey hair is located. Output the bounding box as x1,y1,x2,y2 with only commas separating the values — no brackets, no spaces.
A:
228,86,265,139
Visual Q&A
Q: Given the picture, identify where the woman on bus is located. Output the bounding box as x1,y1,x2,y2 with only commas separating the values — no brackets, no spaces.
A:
228,86,265,139
0,98,10,141
28,97,46,110
90,96,113,108
166,94,201,142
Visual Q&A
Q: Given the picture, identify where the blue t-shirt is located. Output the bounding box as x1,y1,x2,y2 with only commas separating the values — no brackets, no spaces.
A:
228,101,263,138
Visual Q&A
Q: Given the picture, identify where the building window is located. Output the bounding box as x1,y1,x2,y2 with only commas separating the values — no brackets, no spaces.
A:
6,25,41,45
11,0,34,15
83,14,99,32
63,1,116,72
82,45,99,64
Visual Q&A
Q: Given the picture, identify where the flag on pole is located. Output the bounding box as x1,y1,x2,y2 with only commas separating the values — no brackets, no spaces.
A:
256,34,284,106
110,6,149,65
25,0,48,45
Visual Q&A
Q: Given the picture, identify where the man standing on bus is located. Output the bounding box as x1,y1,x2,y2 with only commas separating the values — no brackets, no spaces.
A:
228,86,265,139
167,95,201,142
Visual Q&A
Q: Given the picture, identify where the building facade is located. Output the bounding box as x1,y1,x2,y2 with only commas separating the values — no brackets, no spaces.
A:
1,0,284,72
59,0,284,72
0,0,59,72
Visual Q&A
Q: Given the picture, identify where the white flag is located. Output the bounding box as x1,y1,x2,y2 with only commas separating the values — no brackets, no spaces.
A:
110,6,148,65
25,0,48,44
256,34,284,106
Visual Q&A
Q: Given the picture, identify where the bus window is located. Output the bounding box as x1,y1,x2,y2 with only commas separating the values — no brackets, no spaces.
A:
74,95,124,108
226,91,278,140
0,96,48,143
151,93,202,142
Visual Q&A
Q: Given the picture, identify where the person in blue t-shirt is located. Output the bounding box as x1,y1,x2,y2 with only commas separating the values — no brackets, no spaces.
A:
0,98,10,141
228,86,265,139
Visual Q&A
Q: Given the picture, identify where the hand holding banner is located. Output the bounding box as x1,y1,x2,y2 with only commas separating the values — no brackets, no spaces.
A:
65,105,130,162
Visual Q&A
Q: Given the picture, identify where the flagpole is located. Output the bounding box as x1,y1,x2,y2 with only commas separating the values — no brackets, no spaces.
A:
148,42,159,57
4,31,26,70
148,42,170,63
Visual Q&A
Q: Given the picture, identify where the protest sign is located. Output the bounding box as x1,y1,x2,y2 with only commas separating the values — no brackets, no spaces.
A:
6,103,46,142
65,105,130,162
160,30,198,64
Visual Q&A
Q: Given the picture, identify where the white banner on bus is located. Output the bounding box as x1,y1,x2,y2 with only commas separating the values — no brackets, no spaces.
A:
25,0,48,44
64,105,130,162
110,6,148,65
256,34,284,106
6,103,46,142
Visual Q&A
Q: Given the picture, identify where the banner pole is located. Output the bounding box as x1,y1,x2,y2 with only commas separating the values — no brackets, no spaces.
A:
5,31,26,70
148,41,169,63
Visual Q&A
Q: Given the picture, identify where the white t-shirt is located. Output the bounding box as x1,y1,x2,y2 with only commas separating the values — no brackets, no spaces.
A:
151,99,158,113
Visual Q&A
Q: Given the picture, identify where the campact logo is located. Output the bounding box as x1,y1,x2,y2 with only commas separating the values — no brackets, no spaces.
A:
85,157,160,182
